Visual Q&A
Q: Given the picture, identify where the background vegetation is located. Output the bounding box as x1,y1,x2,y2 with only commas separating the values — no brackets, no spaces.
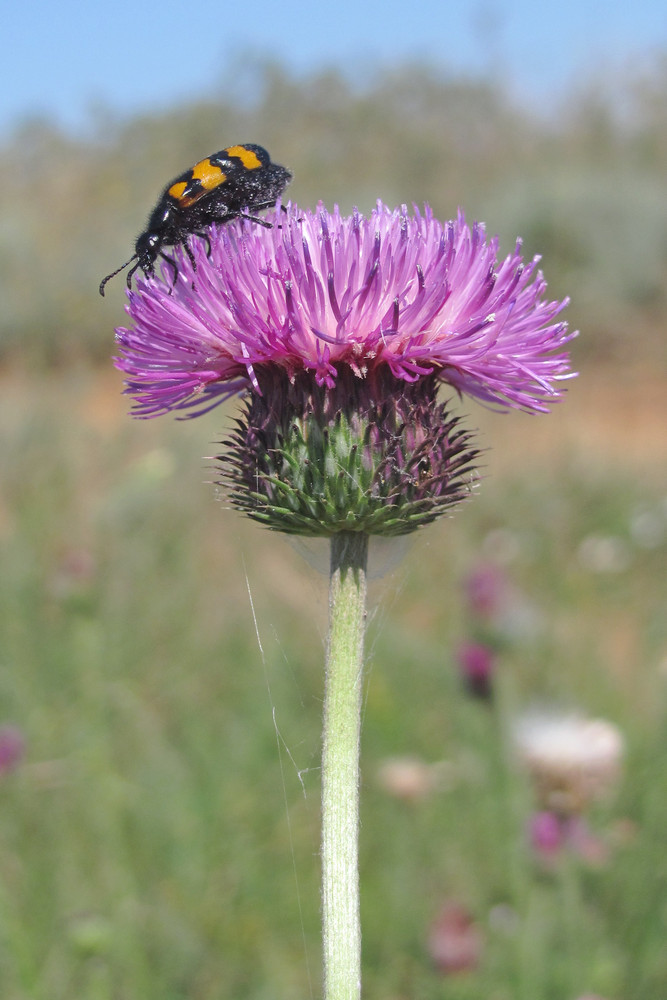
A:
1,56,667,368
0,55,666,999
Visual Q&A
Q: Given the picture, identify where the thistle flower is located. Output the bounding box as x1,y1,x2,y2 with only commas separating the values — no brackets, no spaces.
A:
110,196,576,1000
116,201,573,417
115,202,574,536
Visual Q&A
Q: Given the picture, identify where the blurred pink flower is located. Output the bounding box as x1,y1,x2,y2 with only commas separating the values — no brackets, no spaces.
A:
427,901,483,975
377,756,439,802
529,810,565,858
49,547,97,601
463,563,509,620
565,816,610,866
0,725,25,775
528,811,610,867
455,640,496,699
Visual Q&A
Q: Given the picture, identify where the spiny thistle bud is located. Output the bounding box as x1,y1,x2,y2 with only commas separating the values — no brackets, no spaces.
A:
219,368,479,536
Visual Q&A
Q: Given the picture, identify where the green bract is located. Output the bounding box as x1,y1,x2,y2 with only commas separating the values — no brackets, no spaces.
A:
220,368,479,536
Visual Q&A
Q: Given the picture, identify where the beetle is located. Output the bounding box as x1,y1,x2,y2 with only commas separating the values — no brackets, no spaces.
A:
99,143,291,295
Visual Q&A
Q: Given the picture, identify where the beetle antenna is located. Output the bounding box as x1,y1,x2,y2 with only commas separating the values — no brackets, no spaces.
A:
99,254,138,296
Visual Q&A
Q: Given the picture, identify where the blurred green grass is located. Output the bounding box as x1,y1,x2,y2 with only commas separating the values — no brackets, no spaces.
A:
0,368,666,998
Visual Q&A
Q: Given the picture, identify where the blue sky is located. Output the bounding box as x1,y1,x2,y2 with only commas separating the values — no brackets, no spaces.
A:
3,0,667,136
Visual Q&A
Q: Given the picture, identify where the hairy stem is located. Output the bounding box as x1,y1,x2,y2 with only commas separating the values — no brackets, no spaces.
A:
321,531,369,1000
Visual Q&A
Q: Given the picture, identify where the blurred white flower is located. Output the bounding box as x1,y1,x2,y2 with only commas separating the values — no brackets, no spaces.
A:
577,534,631,573
514,711,624,815
629,505,665,549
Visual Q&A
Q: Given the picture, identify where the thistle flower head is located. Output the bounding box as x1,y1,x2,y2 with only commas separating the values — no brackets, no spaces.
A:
114,201,575,535
115,202,575,418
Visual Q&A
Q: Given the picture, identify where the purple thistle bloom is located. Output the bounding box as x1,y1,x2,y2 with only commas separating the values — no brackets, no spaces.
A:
0,725,25,775
528,810,566,858
463,563,509,620
114,202,575,418
455,640,496,699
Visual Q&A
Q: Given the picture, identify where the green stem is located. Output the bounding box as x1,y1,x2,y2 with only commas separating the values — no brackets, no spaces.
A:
322,531,369,1000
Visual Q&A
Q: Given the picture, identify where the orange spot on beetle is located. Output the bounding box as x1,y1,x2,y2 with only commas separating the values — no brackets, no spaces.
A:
225,145,262,170
191,158,227,189
168,180,188,200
